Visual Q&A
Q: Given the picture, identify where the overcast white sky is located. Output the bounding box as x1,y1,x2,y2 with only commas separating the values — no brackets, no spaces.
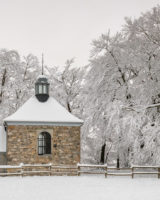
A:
0,0,160,67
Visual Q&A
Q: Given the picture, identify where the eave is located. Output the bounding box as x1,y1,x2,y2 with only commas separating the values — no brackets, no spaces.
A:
4,120,83,127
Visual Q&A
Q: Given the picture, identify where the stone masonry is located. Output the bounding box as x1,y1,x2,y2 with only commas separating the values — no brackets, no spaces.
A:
0,153,7,165
7,125,80,165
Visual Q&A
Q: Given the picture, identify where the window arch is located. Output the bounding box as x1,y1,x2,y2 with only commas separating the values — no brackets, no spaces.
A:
38,132,51,155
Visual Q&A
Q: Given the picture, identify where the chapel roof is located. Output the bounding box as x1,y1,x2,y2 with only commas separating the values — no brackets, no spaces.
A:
4,96,83,126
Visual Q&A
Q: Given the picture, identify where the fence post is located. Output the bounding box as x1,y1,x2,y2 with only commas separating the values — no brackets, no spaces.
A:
77,164,80,176
20,163,24,177
49,163,52,176
105,166,107,178
131,167,134,179
158,167,160,179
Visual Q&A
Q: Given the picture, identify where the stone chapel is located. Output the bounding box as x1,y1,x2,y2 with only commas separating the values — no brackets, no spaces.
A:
3,75,83,165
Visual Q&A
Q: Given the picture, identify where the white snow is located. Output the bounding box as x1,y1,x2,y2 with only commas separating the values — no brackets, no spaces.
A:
0,126,6,152
0,176,160,200
37,74,48,79
4,96,83,125
77,163,107,167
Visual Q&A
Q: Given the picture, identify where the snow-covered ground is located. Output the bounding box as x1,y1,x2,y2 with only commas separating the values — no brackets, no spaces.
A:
0,176,160,200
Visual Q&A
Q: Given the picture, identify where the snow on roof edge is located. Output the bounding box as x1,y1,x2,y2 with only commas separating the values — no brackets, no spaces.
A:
4,96,84,125
4,120,83,126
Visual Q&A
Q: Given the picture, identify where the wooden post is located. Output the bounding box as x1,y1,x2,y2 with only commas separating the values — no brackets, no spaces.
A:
158,167,160,179
105,166,107,178
20,163,24,177
131,167,134,179
49,163,52,176
77,164,80,176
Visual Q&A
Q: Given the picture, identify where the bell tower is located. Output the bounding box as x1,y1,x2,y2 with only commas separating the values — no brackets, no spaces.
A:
35,75,49,102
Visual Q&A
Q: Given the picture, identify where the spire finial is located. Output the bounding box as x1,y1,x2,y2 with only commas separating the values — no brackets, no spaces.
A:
42,53,44,75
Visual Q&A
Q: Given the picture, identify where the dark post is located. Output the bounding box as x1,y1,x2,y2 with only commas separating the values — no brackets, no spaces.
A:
132,167,134,179
100,144,106,164
117,156,120,169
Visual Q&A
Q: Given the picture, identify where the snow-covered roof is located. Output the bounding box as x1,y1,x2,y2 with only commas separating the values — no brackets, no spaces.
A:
37,75,47,79
4,96,83,126
0,126,6,152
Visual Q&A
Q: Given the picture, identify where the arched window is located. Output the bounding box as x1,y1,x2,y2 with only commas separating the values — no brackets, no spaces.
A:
38,132,51,155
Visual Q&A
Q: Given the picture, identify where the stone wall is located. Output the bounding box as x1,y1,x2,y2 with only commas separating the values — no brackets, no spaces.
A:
0,152,7,165
7,125,80,165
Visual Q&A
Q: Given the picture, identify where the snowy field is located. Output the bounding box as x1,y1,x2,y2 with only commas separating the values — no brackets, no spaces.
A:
0,176,160,200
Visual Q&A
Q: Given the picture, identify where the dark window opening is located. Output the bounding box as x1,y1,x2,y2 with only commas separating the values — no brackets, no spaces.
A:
38,132,51,155
35,84,49,95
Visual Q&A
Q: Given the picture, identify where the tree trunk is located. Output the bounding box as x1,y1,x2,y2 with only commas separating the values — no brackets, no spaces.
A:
100,144,106,164
67,101,72,113
117,157,120,169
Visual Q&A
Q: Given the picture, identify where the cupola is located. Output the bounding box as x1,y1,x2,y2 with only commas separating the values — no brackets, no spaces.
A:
35,75,49,102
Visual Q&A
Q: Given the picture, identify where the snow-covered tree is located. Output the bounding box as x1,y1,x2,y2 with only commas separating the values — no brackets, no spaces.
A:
80,5,160,166
0,49,40,125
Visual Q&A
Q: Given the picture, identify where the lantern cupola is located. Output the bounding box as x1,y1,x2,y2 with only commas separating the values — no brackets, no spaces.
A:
35,75,49,102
